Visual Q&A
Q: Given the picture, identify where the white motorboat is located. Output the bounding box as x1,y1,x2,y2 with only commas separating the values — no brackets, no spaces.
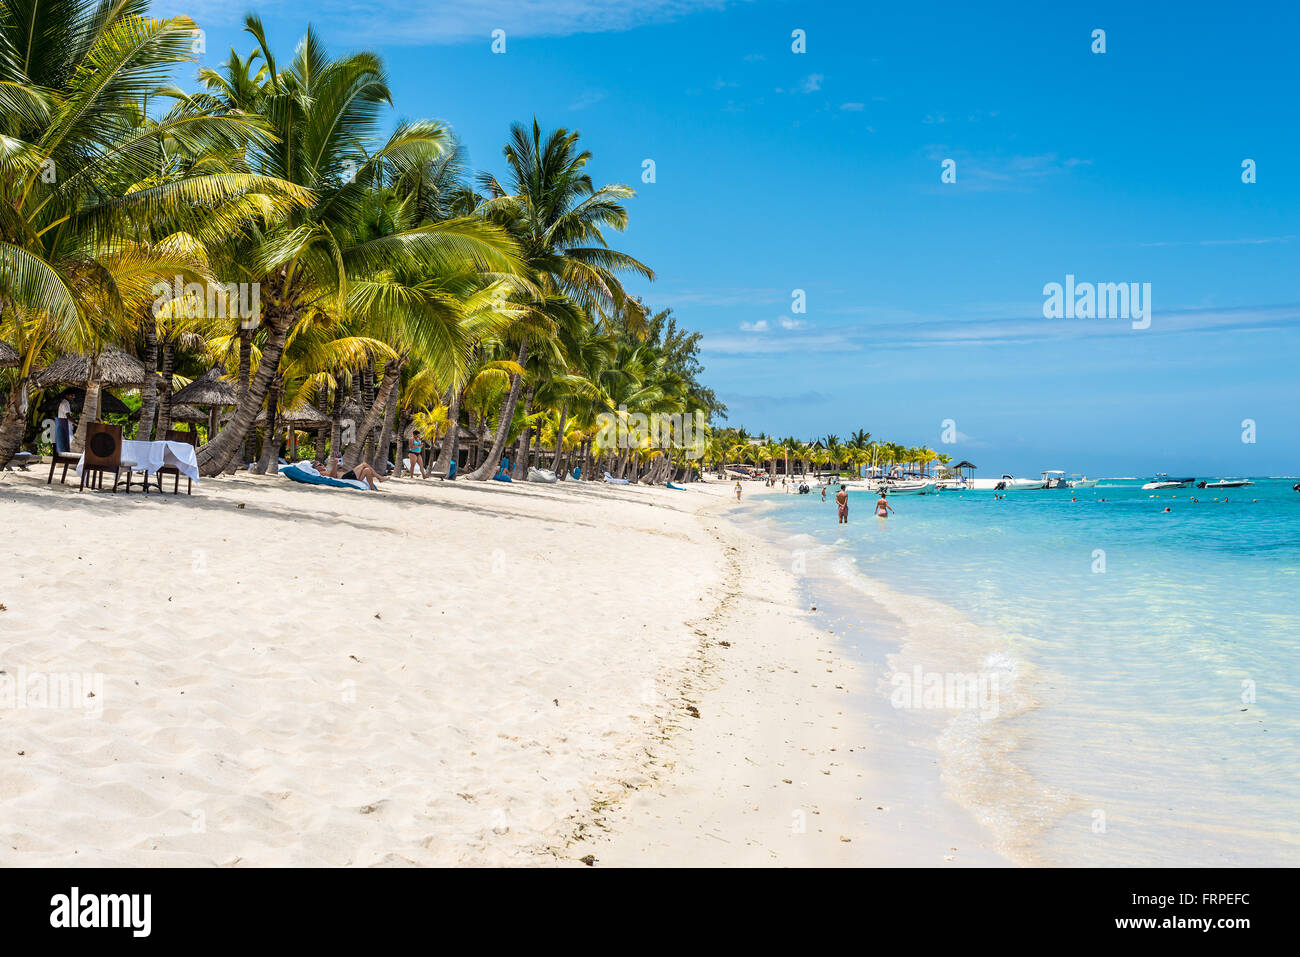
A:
1040,470,1068,489
1141,473,1195,491
1066,475,1099,488
1196,479,1253,489
863,479,936,495
993,473,1045,491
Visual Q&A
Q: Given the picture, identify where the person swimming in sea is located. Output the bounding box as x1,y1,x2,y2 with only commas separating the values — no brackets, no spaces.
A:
821,485,827,502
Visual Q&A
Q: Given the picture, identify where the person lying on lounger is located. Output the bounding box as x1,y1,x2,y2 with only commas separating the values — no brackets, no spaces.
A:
318,459,389,491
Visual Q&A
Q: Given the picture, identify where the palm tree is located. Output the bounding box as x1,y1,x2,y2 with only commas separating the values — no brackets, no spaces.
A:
0,0,303,465
190,17,521,476
463,120,652,480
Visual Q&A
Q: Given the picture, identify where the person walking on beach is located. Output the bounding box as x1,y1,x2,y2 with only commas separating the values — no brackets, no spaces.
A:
408,430,425,478
875,492,894,520
735,481,742,502
835,484,849,524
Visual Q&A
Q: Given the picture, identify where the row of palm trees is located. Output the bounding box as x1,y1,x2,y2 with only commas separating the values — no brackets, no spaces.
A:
0,3,720,483
711,428,952,480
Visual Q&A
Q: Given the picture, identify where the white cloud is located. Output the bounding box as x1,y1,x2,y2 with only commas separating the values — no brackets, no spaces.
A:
778,316,805,329
568,90,606,110
739,319,769,332
180,0,735,44
839,102,865,111
800,73,824,93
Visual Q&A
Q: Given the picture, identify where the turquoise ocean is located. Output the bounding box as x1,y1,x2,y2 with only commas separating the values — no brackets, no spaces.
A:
740,478,1300,865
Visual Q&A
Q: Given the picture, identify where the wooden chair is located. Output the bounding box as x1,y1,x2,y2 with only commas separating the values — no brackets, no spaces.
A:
47,425,82,485
79,422,129,492
155,428,198,494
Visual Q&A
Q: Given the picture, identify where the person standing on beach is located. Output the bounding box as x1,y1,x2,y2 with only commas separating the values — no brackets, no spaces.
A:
735,481,742,502
875,492,894,520
835,484,849,524
408,430,425,478
55,391,75,452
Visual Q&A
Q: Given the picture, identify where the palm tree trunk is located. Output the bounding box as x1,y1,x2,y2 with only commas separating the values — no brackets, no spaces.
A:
255,384,282,474
0,381,29,467
432,384,461,476
374,378,400,472
236,328,254,471
549,403,568,471
464,343,528,481
136,326,158,441
71,353,101,452
511,386,534,480
156,339,175,437
196,311,293,476
340,358,403,472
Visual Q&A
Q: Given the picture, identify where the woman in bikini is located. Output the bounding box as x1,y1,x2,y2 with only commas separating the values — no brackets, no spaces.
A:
875,492,894,520
408,430,426,478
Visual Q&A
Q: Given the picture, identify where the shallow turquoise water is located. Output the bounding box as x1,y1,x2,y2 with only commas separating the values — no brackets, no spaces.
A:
752,479,1300,865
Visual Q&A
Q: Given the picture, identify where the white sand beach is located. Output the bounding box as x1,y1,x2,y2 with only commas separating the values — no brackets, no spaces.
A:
0,471,995,866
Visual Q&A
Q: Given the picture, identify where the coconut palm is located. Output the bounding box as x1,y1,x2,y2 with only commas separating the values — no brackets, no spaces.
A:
189,17,522,476
462,120,652,480
0,0,307,464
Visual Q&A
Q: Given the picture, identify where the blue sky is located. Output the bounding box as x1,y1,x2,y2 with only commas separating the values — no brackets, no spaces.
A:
162,0,1299,476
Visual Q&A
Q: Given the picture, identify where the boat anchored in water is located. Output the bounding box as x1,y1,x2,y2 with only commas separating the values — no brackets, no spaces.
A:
1141,473,1196,490
993,473,1046,491
1066,475,1099,488
1196,479,1254,489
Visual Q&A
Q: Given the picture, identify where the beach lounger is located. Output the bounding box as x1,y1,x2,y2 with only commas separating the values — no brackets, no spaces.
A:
603,471,630,485
666,481,685,490
281,463,369,491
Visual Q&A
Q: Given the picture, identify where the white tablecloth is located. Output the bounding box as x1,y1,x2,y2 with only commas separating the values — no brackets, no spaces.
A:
76,439,200,483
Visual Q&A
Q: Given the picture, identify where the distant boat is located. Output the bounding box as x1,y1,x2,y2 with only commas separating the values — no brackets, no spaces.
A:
1196,479,1253,489
994,473,1046,491
1040,470,1069,489
1067,475,1099,488
1141,473,1195,490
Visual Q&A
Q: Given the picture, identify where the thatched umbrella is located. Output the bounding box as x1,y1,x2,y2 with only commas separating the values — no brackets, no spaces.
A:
31,349,154,448
256,401,331,460
169,403,207,422
0,341,19,369
171,367,238,440
31,348,149,388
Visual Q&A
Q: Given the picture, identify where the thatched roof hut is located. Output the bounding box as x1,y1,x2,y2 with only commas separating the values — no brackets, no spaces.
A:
0,341,19,368
171,366,238,407
170,403,209,423
32,348,151,388
255,401,331,426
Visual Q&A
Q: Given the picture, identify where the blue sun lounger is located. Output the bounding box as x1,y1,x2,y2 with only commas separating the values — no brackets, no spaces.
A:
281,464,368,490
